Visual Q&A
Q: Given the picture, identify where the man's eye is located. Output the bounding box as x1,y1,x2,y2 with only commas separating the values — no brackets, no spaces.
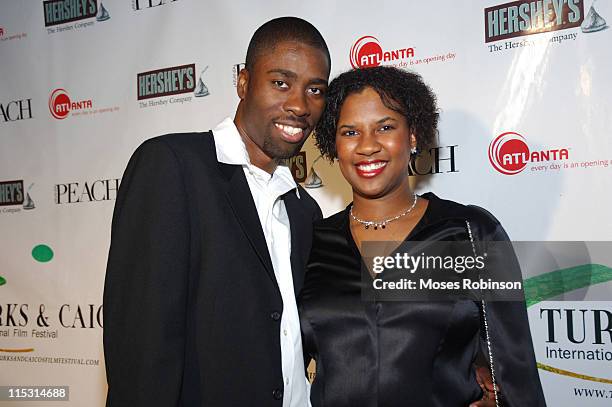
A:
380,125,394,131
308,87,324,95
273,80,288,88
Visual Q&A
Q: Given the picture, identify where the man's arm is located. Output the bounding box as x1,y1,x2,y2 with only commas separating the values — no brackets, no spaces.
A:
104,138,190,406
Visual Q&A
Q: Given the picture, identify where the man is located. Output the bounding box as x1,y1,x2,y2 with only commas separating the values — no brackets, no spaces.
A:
104,17,330,406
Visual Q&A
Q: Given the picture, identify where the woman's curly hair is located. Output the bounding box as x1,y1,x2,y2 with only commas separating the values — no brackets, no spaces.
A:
315,66,439,161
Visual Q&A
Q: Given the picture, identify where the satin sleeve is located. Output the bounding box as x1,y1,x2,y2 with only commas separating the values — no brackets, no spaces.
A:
300,306,323,407
473,209,547,406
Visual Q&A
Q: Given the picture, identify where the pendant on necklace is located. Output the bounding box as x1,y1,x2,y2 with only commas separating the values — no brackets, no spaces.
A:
350,193,418,231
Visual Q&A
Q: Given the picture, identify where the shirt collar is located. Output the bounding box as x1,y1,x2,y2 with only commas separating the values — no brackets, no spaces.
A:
212,117,249,166
212,117,300,199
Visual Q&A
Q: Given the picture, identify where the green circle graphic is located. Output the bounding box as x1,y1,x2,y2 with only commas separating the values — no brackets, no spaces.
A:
32,245,54,263
0,276,6,286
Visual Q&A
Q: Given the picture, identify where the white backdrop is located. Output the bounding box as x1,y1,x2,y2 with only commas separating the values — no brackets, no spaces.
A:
1,0,611,405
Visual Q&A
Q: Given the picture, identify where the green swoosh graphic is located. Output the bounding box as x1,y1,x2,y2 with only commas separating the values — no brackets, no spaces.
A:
524,263,612,307
0,276,6,286
524,263,612,384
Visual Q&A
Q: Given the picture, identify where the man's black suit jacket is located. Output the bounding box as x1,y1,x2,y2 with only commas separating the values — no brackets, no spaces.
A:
103,131,321,406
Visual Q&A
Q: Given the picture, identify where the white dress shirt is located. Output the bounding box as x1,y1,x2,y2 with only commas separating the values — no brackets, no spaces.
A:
213,118,309,407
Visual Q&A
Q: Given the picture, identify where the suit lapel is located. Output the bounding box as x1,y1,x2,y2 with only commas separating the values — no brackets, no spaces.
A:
283,191,308,296
218,162,276,284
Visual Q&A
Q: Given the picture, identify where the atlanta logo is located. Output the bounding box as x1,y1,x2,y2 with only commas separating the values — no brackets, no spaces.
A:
350,36,415,69
488,132,569,175
48,89,92,119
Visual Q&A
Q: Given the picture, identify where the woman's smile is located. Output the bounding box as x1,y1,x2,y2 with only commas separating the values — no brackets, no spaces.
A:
355,160,388,177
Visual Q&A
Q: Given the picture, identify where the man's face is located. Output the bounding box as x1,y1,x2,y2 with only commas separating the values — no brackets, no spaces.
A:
236,40,330,170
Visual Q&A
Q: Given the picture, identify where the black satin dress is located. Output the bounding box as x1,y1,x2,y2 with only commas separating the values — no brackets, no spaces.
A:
298,193,546,407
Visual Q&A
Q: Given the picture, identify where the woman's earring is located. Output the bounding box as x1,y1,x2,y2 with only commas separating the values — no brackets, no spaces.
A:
410,146,418,156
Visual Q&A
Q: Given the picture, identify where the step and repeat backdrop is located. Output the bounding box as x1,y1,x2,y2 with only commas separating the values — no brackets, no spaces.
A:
1,0,611,405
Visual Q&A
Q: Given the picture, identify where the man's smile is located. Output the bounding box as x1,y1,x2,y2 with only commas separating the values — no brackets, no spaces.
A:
274,122,306,143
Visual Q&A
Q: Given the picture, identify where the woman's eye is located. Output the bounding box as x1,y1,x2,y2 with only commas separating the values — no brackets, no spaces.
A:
343,130,358,137
380,125,393,131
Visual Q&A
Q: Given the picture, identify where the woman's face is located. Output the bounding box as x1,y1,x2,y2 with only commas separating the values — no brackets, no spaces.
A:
335,87,415,199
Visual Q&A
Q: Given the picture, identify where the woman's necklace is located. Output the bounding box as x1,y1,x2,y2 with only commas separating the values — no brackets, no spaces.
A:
350,194,418,230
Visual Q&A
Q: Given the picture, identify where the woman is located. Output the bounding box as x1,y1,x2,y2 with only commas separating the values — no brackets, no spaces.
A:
298,66,546,406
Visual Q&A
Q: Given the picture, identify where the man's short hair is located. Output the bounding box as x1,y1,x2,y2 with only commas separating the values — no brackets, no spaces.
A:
245,17,330,71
